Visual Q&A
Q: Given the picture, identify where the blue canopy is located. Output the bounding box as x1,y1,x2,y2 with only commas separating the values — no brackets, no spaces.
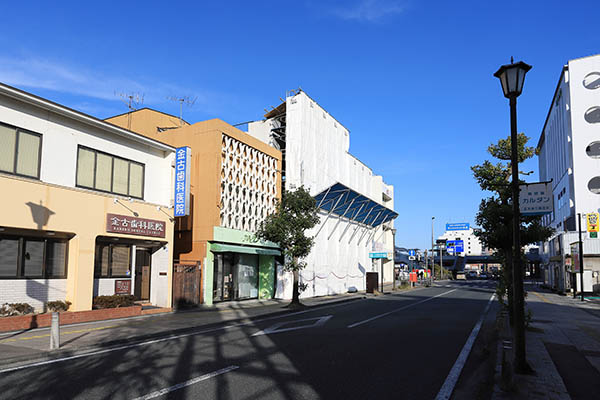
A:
313,183,398,228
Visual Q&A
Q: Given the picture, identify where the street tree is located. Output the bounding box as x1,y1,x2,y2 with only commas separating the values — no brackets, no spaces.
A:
471,133,553,323
255,186,320,307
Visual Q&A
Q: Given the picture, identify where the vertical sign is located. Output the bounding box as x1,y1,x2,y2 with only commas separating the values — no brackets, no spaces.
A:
174,147,191,217
586,213,599,232
570,242,580,273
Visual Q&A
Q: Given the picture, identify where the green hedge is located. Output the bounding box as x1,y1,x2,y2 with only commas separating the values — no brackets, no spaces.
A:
92,295,136,309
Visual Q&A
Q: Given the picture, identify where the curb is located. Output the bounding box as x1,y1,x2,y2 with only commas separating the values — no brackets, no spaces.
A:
0,295,366,370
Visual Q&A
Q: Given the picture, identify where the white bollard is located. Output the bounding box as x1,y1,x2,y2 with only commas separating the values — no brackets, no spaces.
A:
50,312,60,350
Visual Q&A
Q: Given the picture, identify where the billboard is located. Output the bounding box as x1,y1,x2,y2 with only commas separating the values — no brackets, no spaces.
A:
519,182,552,216
446,223,469,231
174,147,191,217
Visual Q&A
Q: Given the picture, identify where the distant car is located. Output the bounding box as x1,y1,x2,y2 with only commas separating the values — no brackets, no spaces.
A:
467,271,478,280
479,272,489,280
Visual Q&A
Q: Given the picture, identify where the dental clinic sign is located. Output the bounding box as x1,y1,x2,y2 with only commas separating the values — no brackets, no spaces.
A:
519,182,553,216
174,147,191,217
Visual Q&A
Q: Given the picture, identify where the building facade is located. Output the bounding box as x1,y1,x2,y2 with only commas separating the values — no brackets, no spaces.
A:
248,90,397,298
106,112,282,305
438,226,484,256
537,54,600,293
0,84,175,311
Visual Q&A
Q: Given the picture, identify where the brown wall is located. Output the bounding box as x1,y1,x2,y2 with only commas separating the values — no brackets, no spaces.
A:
107,112,282,265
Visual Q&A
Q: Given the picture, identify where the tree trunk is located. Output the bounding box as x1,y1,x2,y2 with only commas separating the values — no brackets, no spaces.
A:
291,264,301,305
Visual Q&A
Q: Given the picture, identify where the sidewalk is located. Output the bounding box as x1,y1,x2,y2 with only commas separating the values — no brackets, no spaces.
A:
492,283,600,400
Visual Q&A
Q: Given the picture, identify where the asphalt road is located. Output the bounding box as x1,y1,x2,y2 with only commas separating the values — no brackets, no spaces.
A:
0,281,497,400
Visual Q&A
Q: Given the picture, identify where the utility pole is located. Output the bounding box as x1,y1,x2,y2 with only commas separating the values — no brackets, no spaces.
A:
431,216,435,279
578,213,585,301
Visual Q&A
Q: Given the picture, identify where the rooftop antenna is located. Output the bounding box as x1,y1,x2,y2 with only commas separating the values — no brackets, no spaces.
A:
114,91,144,130
167,96,197,127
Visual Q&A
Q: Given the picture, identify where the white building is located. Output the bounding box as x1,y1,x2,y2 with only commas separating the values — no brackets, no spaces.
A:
537,54,600,293
438,226,484,256
0,83,175,311
248,90,397,298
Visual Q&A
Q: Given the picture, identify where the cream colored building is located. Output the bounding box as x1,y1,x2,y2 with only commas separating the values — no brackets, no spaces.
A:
0,83,175,311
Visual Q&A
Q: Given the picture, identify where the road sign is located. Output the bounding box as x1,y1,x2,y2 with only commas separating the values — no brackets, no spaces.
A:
587,213,599,232
446,240,464,253
591,232,598,239
519,182,552,215
408,250,416,256
369,252,391,259
408,256,416,261
446,223,469,231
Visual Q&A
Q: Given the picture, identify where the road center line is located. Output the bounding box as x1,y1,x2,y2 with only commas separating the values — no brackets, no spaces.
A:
434,293,495,400
347,289,457,328
131,365,239,400
0,298,363,374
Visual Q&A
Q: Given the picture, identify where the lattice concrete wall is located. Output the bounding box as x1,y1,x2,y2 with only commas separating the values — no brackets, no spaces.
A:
220,134,278,232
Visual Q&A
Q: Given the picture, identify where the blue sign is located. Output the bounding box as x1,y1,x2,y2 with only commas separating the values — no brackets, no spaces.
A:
446,223,470,231
446,240,464,253
408,250,416,256
369,252,390,259
174,147,191,217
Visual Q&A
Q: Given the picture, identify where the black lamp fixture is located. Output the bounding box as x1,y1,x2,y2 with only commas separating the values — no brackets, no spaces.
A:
494,57,532,98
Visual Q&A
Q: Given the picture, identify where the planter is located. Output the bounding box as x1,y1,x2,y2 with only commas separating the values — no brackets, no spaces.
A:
0,305,142,333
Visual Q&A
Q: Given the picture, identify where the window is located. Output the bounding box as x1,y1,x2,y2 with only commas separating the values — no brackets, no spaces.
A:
0,236,68,279
76,146,144,198
0,122,42,179
94,243,132,278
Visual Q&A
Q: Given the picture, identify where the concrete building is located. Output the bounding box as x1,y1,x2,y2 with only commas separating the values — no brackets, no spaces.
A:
438,226,484,256
248,90,397,298
537,54,600,293
0,83,175,311
106,110,282,305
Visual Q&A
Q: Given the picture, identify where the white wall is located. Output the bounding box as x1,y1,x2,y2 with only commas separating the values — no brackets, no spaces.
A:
439,227,483,256
0,95,174,206
0,279,67,312
254,92,396,298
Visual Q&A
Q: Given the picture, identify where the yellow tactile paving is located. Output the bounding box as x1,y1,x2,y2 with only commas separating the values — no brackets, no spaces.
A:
531,291,553,304
0,325,117,343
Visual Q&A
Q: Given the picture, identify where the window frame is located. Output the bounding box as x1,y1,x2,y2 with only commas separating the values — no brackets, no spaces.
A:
0,235,69,279
94,243,133,278
76,145,145,199
0,121,43,180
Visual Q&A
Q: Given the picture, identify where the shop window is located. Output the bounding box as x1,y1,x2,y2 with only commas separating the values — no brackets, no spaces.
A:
0,236,68,279
0,122,42,179
94,243,132,278
76,146,144,199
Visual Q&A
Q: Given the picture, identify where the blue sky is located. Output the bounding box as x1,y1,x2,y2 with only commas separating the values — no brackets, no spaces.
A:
0,1,598,249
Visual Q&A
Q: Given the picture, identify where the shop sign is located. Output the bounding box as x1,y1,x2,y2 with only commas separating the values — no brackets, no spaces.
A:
115,279,131,295
586,213,599,232
519,182,552,215
570,242,580,273
174,146,191,217
106,213,166,238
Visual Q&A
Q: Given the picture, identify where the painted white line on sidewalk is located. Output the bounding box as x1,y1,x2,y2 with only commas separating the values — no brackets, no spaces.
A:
0,298,364,374
434,293,495,400
347,289,457,328
131,365,239,400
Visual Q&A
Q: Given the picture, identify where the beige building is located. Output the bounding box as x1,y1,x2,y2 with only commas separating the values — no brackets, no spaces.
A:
106,110,282,305
0,84,175,312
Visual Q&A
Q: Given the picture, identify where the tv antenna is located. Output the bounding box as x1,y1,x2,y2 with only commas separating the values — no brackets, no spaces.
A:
167,95,197,127
114,91,144,130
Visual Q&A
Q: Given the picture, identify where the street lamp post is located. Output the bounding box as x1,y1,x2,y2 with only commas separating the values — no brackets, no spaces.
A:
431,217,435,280
494,58,532,374
392,228,397,291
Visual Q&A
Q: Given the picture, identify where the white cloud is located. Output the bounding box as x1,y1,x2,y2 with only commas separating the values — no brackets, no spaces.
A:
0,56,224,115
329,0,404,23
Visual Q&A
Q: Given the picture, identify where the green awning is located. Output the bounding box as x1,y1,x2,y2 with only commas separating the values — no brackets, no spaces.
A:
210,243,281,256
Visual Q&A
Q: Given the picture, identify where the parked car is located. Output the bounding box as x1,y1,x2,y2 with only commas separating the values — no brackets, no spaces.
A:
467,271,478,280
479,272,489,280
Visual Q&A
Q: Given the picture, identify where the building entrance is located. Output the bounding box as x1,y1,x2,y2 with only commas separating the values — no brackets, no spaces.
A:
135,248,152,300
213,252,259,302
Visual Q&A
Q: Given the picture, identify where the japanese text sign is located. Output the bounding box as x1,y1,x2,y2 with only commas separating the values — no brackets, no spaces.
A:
174,147,191,217
106,213,166,238
519,182,553,215
446,223,469,231
587,213,599,232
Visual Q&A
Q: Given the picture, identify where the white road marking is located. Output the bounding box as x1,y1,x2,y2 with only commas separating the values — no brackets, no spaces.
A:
252,315,332,336
131,365,239,400
0,298,363,374
347,289,457,328
434,293,496,400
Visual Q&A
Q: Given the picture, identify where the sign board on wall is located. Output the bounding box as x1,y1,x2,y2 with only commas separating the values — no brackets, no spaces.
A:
587,213,599,232
174,146,191,217
106,213,166,238
115,280,132,295
570,242,580,273
446,223,469,231
369,252,392,259
519,182,553,215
